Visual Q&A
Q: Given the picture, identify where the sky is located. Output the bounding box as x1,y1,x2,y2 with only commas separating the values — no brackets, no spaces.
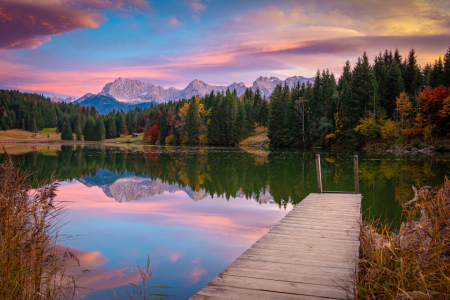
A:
0,0,450,98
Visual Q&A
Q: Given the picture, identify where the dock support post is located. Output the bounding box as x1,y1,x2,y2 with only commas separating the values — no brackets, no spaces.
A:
316,154,322,193
354,155,359,194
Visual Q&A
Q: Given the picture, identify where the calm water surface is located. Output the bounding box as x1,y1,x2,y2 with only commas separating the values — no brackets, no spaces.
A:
2,145,450,299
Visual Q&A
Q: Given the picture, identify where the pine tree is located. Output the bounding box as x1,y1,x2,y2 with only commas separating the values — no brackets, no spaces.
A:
430,57,444,88
351,52,375,116
404,48,421,96
83,117,95,141
186,97,199,144
61,121,73,140
75,121,82,140
394,48,402,66
95,119,105,141
107,116,117,139
115,114,125,136
235,100,248,142
268,84,289,147
30,118,37,133
444,46,450,87
159,109,168,144
373,57,387,112
386,59,404,118
258,98,269,129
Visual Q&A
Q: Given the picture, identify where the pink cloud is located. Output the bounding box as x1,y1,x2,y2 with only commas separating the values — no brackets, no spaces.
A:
186,266,206,284
189,0,206,14
167,16,183,28
167,251,183,263
0,0,150,50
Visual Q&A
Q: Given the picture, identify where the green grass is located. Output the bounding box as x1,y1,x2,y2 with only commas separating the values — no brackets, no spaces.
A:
105,133,144,143
39,128,56,135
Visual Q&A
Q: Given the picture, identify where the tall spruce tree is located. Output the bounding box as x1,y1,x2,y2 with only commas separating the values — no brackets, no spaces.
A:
95,119,105,141
75,120,82,140
61,121,73,140
444,46,450,87
107,116,117,139
268,84,289,147
430,57,444,88
84,117,95,141
386,59,404,118
186,97,199,144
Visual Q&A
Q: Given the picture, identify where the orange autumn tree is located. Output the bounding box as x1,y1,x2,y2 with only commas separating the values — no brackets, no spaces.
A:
405,86,450,137
396,92,412,130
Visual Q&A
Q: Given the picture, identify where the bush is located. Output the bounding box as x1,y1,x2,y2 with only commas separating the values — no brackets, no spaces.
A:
165,134,175,145
354,179,450,299
380,119,398,141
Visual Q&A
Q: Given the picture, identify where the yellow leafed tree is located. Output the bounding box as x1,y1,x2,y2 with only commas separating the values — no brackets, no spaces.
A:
396,92,412,130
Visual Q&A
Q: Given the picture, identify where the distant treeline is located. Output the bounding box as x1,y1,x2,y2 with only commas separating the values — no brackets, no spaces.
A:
1,45,449,147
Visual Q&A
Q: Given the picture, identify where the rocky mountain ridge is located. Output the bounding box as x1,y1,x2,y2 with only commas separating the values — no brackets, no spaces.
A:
83,75,314,105
50,95,77,103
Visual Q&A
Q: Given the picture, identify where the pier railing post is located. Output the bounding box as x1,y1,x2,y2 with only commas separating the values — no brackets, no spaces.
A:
316,154,322,193
354,155,359,194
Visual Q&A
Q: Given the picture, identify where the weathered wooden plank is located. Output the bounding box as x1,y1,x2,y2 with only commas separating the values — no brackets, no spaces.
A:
250,240,359,256
280,215,360,224
287,205,359,216
230,258,356,278
242,248,358,263
222,267,352,288
277,219,360,229
271,223,360,234
192,285,340,300
239,253,354,270
257,234,360,250
208,275,349,299
269,228,360,241
264,232,360,245
191,193,361,299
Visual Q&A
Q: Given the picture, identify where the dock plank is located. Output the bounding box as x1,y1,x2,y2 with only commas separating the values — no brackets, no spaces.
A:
190,193,361,299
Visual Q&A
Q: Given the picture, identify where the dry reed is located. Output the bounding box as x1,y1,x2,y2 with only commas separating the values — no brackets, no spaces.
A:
112,255,170,300
0,154,83,300
354,178,450,299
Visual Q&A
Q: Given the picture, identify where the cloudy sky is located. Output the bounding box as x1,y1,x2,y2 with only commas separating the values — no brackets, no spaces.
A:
0,0,449,97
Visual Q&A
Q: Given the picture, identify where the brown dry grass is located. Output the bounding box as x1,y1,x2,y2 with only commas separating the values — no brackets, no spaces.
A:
0,129,61,141
353,179,450,299
239,126,269,146
0,144,62,155
0,154,84,300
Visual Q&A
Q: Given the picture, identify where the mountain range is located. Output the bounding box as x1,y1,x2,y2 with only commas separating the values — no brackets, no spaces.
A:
50,95,77,103
49,75,314,114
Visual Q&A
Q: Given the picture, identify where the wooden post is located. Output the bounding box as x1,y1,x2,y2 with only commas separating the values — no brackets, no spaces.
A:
316,154,322,193
354,155,359,194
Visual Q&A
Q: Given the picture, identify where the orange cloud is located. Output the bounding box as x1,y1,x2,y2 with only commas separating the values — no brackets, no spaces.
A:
0,0,150,49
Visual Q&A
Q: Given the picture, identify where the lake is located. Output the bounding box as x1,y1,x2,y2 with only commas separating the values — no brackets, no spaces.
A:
2,145,449,299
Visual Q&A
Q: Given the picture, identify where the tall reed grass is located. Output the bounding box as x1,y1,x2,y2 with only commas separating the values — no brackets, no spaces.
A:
0,155,83,300
354,178,450,299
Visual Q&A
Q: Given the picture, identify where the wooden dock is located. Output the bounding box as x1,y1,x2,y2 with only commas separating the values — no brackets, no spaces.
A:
191,155,362,300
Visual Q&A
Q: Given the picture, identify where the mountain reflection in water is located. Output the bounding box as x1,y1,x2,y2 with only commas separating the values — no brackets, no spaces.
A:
1,145,449,299
79,172,274,204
